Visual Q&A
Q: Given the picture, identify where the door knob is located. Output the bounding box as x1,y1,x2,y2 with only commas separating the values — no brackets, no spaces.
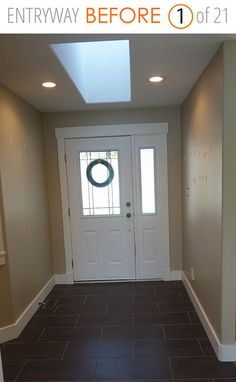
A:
126,213,132,218
126,202,131,207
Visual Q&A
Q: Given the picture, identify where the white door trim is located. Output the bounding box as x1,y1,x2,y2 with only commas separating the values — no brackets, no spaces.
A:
55,123,168,139
0,352,4,382
56,123,169,284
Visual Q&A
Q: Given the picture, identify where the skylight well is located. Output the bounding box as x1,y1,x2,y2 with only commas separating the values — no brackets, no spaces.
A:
51,40,131,104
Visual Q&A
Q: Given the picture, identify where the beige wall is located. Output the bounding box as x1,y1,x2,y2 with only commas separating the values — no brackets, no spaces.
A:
181,48,224,338
43,106,182,274
0,264,13,326
221,41,236,343
0,84,53,321
0,175,14,326
182,42,236,345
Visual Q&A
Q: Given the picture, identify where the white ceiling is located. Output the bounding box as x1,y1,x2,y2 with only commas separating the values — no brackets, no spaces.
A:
0,34,235,112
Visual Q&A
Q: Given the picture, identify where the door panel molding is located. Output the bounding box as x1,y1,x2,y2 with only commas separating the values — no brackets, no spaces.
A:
66,137,135,281
56,123,169,283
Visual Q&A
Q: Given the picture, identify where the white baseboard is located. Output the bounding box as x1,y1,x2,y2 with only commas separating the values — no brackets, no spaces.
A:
169,270,182,280
182,271,236,362
163,269,182,281
54,274,67,284
54,273,73,284
65,272,74,284
0,251,7,266
0,276,55,344
55,272,182,284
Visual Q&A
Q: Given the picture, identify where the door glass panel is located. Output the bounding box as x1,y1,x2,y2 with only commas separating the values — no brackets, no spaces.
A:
79,151,121,216
140,148,156,214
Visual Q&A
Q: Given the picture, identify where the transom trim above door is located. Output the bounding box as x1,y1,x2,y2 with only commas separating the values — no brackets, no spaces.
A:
56,123,170,284
55,123,168,139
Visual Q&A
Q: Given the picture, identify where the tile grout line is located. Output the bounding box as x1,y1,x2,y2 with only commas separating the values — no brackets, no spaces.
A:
197,337,206,357
92,358,97,380
54,298,59,308
62,289,68,297
187,311,193,323
161,325,166,340
100,327,104,340
14,359,27,382
179,292,184,302
61,341,69,360
74,314,80,328
52,305,59,316
44,298,58,312
167,356,174,381
36,327,46,343
51,306,58,316
105,304,109,314
168,355,215,359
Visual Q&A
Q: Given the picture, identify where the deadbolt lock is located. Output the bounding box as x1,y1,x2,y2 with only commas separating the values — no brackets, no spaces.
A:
126,202,131,207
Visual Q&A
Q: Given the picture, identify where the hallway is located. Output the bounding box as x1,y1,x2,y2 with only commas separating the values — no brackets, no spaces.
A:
2,281,236,381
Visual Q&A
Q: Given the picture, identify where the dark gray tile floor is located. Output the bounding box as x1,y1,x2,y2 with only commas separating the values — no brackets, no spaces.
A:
1,281,236,381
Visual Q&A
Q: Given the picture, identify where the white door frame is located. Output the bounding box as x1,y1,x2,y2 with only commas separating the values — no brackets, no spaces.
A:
56,123,170,284
0,351,4,382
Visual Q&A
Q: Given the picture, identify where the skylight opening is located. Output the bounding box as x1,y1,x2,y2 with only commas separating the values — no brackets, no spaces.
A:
51,40,131,104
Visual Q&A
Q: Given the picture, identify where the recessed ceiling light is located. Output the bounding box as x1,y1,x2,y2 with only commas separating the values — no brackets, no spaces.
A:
149,76,164,83
42,81,56,88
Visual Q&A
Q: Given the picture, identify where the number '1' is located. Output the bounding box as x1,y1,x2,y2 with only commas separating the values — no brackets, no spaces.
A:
177,8,183,24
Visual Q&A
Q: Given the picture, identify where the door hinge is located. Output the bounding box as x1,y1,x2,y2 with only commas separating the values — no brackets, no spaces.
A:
64,153,67,163
71,260,74,268
68,208,70,217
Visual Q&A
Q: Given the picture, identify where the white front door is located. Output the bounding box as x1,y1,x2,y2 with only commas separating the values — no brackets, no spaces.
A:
66,136,135,281
65,133,169,281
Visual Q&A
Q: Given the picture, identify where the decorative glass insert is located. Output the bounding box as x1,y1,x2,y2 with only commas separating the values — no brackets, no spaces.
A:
79,151,120,216
140,148,156,214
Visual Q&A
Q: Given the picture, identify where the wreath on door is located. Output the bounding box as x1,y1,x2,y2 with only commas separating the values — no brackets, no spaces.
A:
86,159,114,188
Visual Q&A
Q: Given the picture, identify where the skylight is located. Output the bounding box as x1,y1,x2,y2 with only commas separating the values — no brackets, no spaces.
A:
51,40,131,104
